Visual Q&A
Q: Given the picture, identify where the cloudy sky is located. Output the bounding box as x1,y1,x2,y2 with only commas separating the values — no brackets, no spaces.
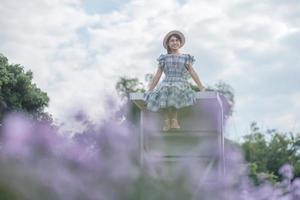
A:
0,0,299,140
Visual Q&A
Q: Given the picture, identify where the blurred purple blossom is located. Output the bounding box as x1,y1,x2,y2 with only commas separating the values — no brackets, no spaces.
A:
0,107,299,200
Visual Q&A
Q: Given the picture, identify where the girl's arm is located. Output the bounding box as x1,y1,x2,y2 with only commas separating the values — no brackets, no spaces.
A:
148,68,163,91
187,64,206,91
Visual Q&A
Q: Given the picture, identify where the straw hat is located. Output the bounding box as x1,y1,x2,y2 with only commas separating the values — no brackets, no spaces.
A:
163,30,185,49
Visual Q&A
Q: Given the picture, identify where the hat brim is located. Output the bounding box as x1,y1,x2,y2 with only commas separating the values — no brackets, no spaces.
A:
163,30,185,49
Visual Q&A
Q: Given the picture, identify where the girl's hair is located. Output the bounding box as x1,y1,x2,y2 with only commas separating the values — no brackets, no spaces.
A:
166,34,182,54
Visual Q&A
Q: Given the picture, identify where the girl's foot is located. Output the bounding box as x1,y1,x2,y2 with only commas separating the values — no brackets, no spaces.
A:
170,119,180,129
162,119,171,131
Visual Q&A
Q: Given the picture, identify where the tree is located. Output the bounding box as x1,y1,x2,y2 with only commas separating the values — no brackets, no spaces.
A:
241,121,300,183
115,76,146,124
0,54,50,122
115,76,145,102
203,80,235,118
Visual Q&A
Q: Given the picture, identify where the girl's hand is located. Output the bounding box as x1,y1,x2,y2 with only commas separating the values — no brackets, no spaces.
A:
199,86,206,92
147,87,154,92
147,85,154,92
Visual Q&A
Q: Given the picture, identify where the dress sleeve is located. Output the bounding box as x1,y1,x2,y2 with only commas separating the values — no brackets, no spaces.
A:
156,54,165,70
185,54,195,70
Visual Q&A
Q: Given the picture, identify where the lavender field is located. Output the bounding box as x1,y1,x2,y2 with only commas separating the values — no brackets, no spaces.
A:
0,108,299,200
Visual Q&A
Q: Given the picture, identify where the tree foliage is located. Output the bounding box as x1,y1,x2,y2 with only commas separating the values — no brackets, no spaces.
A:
241,121,300,184
0,54,50,121
115,76,145,102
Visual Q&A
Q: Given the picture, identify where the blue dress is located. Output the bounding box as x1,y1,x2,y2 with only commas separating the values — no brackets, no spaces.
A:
144,53,197,112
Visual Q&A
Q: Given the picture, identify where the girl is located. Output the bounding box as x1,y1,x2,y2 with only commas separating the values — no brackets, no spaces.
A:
144,30,206,131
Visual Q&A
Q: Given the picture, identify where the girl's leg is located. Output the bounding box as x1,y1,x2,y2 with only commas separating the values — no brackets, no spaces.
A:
173,107,178,120
160,107,173,119
161,108,169,120
162,108,171,131
170,106,178,120
170,106,180,128
167,107,173,119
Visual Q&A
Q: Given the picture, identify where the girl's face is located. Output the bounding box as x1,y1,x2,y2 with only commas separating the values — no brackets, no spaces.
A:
167,35,181,51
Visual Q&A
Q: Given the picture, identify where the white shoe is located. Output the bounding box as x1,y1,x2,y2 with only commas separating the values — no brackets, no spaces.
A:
170,119,180,129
